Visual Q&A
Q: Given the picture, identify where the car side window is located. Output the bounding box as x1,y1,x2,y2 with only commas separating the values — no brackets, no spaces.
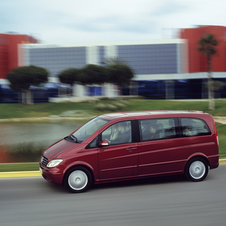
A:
86,137,98,149
101,121,132,145
139,118,177,141
180,118,211,137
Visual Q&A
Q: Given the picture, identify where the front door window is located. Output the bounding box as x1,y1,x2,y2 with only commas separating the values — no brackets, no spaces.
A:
102,121,132,145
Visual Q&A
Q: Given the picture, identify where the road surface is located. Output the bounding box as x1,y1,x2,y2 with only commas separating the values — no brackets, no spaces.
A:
0,165,226,226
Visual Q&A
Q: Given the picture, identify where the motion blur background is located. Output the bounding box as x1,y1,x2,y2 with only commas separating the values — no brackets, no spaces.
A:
1,25,226,101
1,0,226,163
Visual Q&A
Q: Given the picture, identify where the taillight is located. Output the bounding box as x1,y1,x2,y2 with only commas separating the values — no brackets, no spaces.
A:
213,119,219,146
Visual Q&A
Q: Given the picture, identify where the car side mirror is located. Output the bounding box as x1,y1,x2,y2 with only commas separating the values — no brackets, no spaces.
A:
99,140,109,147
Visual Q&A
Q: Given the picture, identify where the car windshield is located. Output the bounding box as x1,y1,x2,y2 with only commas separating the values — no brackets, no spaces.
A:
72,117,109,143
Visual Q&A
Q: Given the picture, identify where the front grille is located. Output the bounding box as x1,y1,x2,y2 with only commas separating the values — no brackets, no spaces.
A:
41,155,48,167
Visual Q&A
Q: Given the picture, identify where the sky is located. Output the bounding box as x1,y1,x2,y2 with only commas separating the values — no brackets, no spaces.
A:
1,0,226,44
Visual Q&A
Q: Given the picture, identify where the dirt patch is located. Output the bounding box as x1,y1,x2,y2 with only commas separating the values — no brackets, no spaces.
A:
0,116,94,123
213,117,226,124
1,116,226,124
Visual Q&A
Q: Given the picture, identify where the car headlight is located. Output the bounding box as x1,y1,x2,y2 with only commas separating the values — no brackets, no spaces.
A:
47,159,63,168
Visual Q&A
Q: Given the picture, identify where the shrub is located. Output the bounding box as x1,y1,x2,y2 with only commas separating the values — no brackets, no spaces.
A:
107,104,118,111
114,102,126,110
95,103,107,111
120,100,129,106
8,143,45,162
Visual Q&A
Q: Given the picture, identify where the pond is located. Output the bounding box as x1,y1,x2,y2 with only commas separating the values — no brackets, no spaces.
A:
0,121,85,163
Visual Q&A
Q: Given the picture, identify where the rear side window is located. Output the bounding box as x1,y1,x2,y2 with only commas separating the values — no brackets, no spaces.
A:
139,118,177,141
180,118,211,137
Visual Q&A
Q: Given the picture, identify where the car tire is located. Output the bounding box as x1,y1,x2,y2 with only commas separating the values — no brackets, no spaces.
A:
64,166,92,193
185,157,209,182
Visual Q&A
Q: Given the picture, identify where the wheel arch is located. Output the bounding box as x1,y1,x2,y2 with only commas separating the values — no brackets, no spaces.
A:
184,155,210,182
62,161,95,185
184,153,210,173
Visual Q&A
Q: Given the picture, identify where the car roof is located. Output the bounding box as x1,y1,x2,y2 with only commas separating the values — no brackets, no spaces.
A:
99,110,207,120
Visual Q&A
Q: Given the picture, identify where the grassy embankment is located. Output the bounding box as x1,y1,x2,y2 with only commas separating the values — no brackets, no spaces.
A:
0,99,226,172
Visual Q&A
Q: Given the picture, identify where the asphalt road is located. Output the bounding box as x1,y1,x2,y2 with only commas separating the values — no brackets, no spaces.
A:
0,165,226,226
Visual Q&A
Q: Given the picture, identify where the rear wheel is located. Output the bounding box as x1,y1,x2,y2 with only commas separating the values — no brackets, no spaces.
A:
64,166,92,193
185,157,208,182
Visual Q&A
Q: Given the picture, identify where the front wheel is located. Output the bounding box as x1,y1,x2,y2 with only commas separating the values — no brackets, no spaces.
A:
185,158,208,182
64,166,92,193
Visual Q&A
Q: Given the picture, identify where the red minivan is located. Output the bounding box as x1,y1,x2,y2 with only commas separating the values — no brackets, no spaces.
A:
39,111,219,193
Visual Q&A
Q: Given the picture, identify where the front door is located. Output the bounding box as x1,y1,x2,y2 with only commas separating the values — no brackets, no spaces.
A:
98,121,138,180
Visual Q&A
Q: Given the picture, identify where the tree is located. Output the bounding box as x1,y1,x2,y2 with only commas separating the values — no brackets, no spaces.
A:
7,65,48,104
197,33,219,110
58,68,82,86
57,59,134,97
102,57,134,88
58,65,107,96
58,68,83,96
107,63,134,87
81,64,107,85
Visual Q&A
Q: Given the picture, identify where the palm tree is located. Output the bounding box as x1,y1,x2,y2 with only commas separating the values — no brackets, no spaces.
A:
197,33,219,110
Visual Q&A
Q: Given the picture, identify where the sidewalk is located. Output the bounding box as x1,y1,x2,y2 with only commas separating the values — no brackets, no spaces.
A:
0,159,226,178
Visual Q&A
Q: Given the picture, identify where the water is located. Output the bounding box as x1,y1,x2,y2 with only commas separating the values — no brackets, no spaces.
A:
0,121,84,163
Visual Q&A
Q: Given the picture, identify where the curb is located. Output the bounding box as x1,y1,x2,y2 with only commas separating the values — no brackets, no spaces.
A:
0,171,41,178
0,159,226,178
219,159,226,164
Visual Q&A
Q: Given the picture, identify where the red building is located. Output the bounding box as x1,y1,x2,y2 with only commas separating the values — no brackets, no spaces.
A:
180,25,226,73
0,33,38,79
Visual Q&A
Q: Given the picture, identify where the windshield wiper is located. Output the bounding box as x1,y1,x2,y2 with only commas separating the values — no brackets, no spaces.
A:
70,135,78,143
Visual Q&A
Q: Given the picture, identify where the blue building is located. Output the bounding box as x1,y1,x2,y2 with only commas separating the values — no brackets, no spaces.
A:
18,39,190,99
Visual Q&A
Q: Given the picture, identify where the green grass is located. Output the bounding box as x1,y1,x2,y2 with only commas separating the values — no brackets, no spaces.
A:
125,99,226,115
216,124,226,158
1,99,226,119
0,162,39,172
0,102,96,119
0,99,226,172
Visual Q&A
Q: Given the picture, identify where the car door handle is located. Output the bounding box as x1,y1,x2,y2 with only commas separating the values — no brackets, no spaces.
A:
127,147,137,152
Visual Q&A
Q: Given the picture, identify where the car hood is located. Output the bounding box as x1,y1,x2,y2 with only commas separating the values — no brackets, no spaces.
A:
43,139,80,160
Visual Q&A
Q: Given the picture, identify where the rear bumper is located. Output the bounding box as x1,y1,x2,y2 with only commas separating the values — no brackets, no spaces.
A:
208,155,219,169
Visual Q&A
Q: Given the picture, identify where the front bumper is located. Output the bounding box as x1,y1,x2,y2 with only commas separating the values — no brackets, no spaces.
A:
39,164,63,185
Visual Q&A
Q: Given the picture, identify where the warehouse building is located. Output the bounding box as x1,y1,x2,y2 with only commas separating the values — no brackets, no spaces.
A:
1,25,226,102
